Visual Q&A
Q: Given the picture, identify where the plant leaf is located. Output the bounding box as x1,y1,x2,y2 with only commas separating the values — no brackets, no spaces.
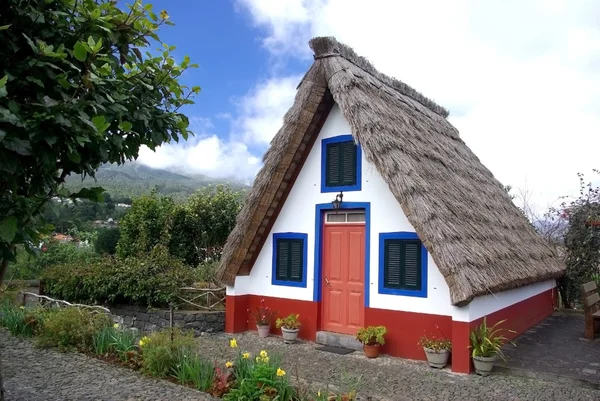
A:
0,215,18,242
118,121,132,131
73,41,87,62
91,115,110,133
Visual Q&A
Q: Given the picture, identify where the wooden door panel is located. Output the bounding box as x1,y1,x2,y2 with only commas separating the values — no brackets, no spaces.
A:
322,223,365,335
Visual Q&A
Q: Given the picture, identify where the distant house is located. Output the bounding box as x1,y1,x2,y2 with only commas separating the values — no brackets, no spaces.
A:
52,233,73,243
217,37,564,373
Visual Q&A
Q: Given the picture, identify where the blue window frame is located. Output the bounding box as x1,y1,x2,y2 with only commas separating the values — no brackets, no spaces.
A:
272,233,308,288
321,135,362,193
378,232,428,298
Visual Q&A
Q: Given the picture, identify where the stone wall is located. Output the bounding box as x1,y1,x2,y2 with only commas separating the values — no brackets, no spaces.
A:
109,304,225,336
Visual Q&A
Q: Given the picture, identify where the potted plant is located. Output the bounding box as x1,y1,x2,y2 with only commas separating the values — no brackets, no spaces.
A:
418,335,452,368
469,317,514,376
275,313,301,344
356,325,387,358
249,299,277,338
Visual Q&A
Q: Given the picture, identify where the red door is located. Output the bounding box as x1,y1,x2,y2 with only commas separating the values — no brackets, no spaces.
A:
321,224,365,335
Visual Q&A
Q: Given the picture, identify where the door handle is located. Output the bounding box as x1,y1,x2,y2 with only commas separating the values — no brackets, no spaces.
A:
325,276,331,287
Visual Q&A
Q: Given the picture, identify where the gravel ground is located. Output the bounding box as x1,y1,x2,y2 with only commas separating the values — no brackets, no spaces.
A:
1,332,215,401
2,330,598,401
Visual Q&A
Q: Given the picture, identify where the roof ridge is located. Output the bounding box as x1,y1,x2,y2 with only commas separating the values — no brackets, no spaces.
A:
309,36,449,118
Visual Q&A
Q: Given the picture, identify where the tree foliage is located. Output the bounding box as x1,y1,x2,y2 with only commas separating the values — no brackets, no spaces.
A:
116,186,243,267
556,171,600,307
0,0,199,281
94,227,120,255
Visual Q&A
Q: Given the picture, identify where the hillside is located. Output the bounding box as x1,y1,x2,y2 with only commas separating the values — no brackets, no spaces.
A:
65,163,248,202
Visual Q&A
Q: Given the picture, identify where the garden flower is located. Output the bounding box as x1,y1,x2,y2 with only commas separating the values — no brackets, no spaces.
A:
113,323,119,329
276,368,286,377
263,356,269,363
225,361,233,368
229,338,237,348
242,352,250,359
19,306,25,310
259,350,268,358
139,336,150,347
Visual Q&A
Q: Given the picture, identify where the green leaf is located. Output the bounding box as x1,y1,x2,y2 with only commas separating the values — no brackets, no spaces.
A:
87,36,96,50
70,187,105,202
73,41,87,61
4,138,32,155
91,115,110,132
0,129,5,142
0,25,11,31
42,96,59,107
0,75,7,87
118,121,132,131
0,216,18,242
68,152,81,163
26,76,44,87
192,86,201,94
93,37,103,53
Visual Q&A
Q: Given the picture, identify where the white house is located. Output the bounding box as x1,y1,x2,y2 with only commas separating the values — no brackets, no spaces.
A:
217,37,564,373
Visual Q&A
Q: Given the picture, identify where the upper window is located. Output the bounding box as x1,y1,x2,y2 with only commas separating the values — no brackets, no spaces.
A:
321,135,361,193
272,233,308,288
378,232,428,298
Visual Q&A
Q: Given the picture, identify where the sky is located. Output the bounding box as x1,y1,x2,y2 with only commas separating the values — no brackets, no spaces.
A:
136,0,600,212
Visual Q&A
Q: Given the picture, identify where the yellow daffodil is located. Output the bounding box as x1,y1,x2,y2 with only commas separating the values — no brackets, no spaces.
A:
229,338,238,348
256,356,260,362
263,356,269,363
139,336,150,347
259,350,268,358
19,306,25,310
318,391,321,397
276,368,286,377
225,361,233,368
113,323,119,329
242,352,250,359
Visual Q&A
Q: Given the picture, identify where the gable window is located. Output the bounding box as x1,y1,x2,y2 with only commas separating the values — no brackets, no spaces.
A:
272,233,308,287
321,135,362,192
378,232,428,298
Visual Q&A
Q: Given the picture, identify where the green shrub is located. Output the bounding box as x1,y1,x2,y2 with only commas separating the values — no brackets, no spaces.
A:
93,325,116,356
0,302,45,337
140,328,196,378
37,308,112,351
95,228,121,255
42,246,196,307
172,348,215,392
111,326,138,361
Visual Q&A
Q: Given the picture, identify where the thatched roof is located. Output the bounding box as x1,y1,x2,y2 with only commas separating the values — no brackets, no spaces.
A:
217,37,565,306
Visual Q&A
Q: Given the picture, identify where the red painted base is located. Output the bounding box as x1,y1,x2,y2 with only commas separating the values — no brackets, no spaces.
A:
226,286,556,374
451,288,556,373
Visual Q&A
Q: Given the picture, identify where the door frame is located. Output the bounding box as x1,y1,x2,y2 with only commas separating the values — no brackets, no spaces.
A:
313,202,371,310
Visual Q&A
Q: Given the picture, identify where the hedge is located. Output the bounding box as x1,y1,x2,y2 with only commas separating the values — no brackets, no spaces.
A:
42,246,196,307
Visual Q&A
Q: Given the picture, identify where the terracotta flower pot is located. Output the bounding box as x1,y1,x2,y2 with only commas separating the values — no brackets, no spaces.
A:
362,344,380,358
257,324,270,338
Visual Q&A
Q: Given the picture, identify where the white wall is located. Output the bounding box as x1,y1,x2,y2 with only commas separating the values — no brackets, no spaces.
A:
460,279,556,322
229,103,458,316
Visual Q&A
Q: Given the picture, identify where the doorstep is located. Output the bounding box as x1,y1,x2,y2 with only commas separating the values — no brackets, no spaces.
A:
316,331,362,351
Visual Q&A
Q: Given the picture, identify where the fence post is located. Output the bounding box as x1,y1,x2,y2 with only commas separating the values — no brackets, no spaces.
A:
169,305,174,344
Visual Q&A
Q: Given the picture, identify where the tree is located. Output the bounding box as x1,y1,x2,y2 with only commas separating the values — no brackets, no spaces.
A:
116,191,174,258
0,1,198,397
95,227,120,255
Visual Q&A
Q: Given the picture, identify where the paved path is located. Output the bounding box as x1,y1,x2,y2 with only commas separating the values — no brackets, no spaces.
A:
1,333,215,401
499,312,600,386
202,332,600,401
2,329,599,401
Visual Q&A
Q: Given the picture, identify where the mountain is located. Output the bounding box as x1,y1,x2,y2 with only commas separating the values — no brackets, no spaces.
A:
65,163,248,202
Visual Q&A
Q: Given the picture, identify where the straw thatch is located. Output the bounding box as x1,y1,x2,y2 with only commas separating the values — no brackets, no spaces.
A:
217,37,565,306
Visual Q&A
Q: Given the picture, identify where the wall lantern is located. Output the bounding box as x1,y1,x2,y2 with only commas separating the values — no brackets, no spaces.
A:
332,191,344,210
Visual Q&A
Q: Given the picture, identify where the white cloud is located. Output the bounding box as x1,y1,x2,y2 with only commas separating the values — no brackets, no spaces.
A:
232,75,302,146
236,0,600,210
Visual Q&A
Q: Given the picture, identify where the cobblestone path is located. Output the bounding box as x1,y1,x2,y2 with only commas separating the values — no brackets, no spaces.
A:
1,333,214,401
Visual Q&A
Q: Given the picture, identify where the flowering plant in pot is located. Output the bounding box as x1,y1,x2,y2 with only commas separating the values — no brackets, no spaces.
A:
469,317,515,376
356,325,387,358
418,335,452,368
249,299,278,338
275,313,301,344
